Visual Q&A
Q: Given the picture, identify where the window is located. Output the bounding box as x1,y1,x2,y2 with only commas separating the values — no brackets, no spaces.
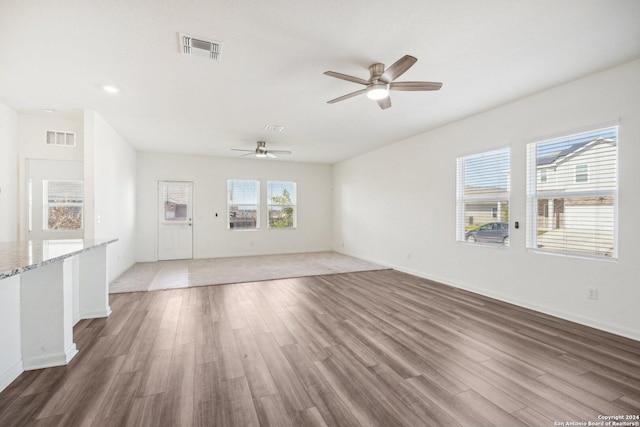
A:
43,180,83,230
267,181,296,229
456,148,510,246
575,164,588,183
540,169,548,183
162,184,189,222
228,180,259,229
526,126,617,258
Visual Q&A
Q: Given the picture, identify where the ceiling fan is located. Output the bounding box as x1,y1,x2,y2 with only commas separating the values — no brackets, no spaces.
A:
324,55,442,110
231,141,291,158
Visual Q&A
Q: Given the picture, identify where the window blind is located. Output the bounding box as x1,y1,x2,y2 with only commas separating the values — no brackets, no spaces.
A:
456,148,510,246
526,126,617,258
228,180,260,229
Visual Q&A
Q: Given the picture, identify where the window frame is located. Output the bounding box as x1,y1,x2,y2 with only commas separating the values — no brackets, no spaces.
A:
575,164,589,183
43,179,84,231
540,168,548,183
266,181,297,229
456,147,511,247
526,126,618,259
227,179,260,230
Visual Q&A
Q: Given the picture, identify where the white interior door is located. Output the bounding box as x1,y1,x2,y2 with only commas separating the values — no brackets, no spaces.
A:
158,181,193,260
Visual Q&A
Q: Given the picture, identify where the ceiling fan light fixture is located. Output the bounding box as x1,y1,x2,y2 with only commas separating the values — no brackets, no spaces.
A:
255,152,267,158
366,83,389,100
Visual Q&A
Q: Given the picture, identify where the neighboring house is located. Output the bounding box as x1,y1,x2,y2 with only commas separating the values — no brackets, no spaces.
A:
535,137,616,232
464,200,508,227
163,186,189,221
534,136,616,256
463,185,509,228
164,199,187,220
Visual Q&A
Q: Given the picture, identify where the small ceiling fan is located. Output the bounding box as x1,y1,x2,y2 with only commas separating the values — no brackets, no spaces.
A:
324,55,442,110
231,141,291,159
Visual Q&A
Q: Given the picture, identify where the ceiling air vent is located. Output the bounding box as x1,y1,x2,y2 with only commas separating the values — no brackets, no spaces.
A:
179,33,222,60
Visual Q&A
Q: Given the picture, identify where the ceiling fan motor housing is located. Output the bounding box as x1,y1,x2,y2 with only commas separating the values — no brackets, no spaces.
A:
369,63,385,81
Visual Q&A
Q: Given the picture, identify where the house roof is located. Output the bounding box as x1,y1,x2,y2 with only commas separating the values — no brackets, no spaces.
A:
537,137,615,168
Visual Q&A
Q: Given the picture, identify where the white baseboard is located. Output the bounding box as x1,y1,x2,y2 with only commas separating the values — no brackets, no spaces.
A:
333,249,640,342
394,265,640,342
80,307,112,319
23,344,78,371
0,361,24,393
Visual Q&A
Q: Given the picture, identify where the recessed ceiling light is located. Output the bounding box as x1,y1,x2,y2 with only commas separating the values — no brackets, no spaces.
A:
264,125,284,132
43,109,55,113
102,85,120,94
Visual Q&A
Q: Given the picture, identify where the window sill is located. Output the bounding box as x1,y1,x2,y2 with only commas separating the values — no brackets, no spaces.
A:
527,247,617,262
459,240,509,249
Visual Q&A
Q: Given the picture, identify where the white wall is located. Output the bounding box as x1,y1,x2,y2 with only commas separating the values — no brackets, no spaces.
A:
136,152,333,261
333,59,640,340
0,275,22,392
0,102,18,241
17,111,84,240
84,110,137,281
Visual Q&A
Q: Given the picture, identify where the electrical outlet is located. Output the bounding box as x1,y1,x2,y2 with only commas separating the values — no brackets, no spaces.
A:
407,252,411,259
588,287,598,300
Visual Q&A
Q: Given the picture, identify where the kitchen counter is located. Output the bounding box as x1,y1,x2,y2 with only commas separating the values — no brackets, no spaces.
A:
0,238,117,279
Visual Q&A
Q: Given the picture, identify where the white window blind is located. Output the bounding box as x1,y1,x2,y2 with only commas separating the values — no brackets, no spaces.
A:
456,148,510,246
162,184,189,222
526,126,617,258
267,181,297,229
227,180,260,229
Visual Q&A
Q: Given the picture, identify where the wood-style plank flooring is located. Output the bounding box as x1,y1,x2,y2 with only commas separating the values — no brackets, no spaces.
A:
1,269,639,426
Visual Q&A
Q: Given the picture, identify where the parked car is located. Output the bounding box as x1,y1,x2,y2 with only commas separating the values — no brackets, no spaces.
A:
466,222,509,245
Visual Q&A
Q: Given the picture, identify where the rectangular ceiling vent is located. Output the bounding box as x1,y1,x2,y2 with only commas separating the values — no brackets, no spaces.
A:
179,33,222,60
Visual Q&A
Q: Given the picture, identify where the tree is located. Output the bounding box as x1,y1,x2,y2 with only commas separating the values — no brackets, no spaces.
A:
269,188,294,228
501,203,509,222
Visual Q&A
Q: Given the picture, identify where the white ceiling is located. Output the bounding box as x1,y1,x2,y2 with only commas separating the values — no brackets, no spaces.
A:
1,1,639,164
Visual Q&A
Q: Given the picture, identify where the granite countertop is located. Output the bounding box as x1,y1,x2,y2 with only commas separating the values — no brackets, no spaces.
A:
0,239,118,279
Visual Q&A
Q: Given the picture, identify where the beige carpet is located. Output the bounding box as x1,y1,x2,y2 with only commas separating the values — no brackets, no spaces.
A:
109,251,388,293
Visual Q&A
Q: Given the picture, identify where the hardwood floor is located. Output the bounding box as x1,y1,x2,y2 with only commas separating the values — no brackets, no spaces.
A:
1,269,639,426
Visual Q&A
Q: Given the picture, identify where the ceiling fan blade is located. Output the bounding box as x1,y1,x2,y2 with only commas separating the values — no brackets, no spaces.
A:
390,81,443,91
380,55,417,83
323,71,370,86
231,148,254,152
268,150,291,154
241,152,256,157
266,152,277,158
327,88,367,104
377,96,391,110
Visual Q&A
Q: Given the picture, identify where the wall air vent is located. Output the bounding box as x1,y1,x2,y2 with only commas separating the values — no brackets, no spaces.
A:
179,32,222,60
46,130,76,147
